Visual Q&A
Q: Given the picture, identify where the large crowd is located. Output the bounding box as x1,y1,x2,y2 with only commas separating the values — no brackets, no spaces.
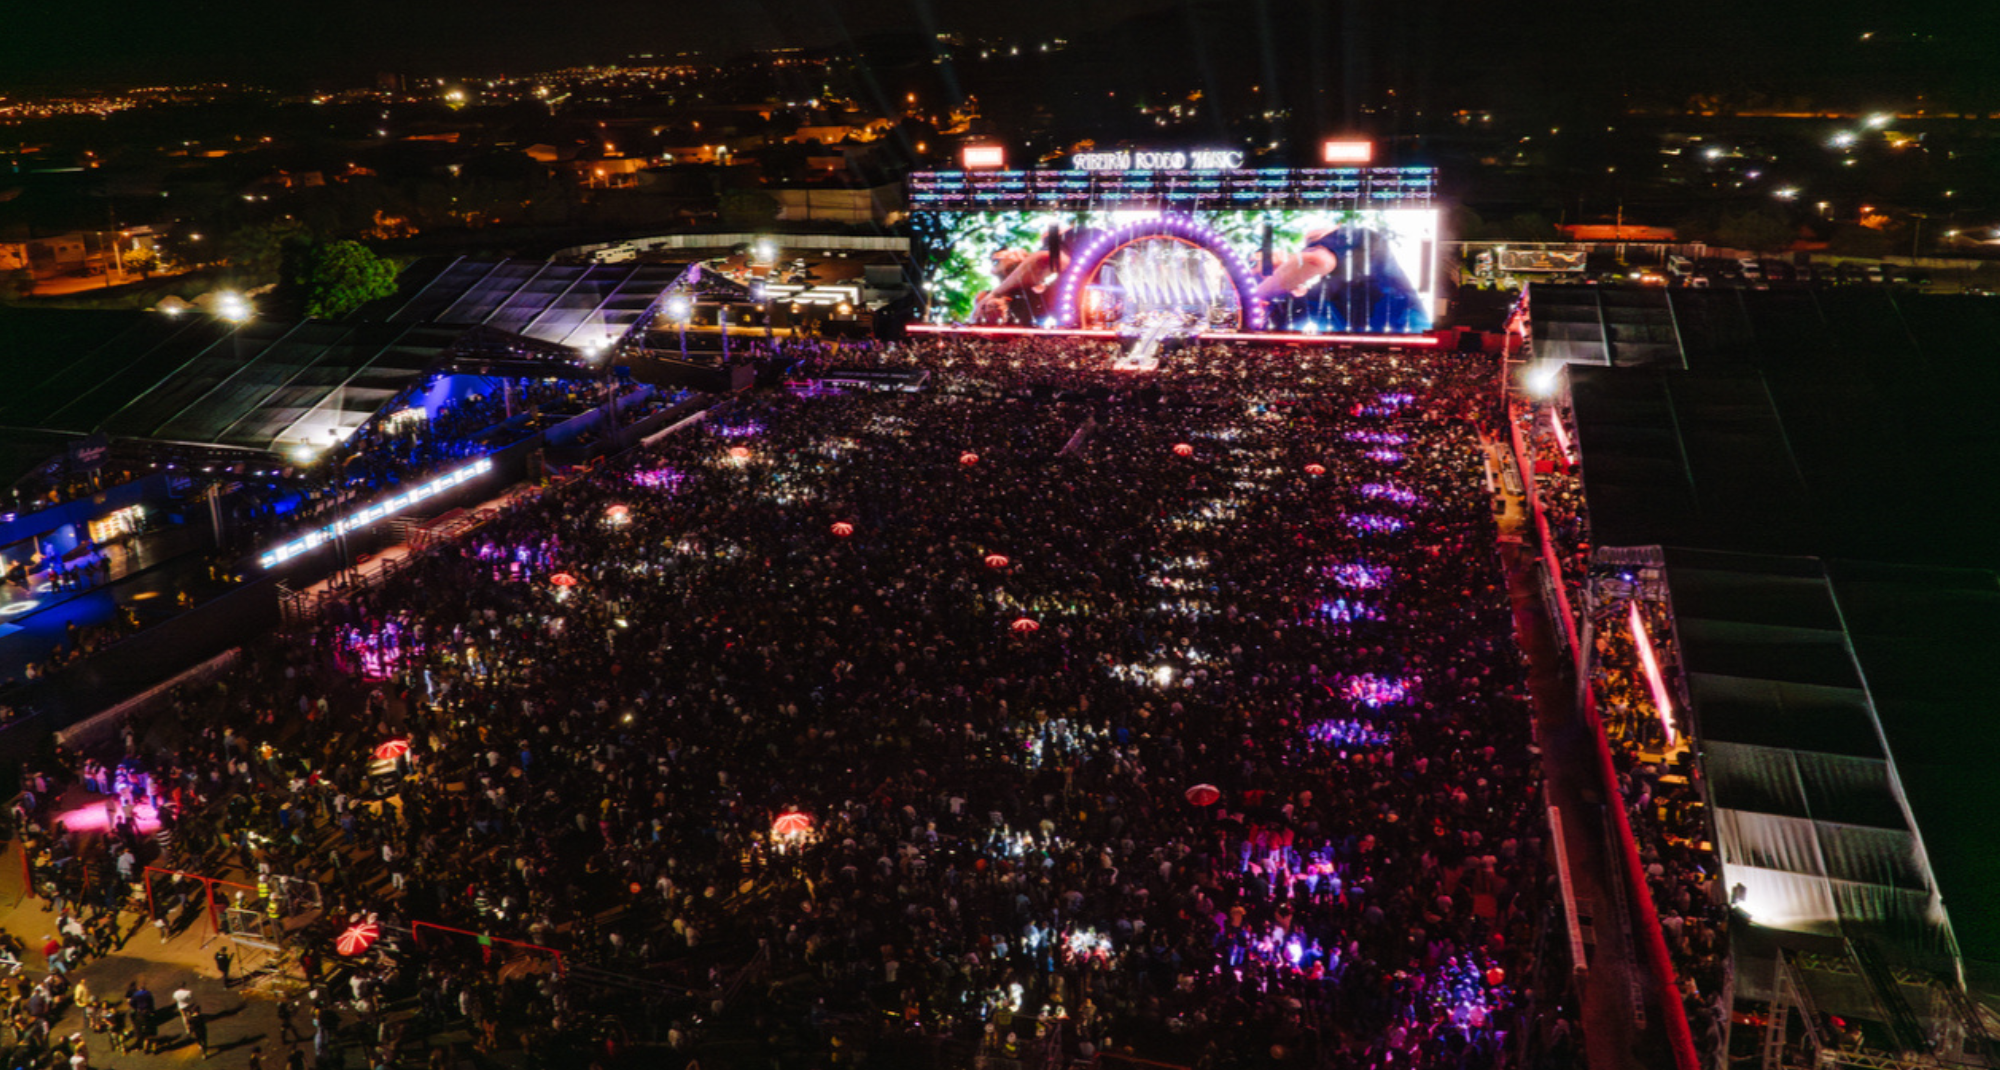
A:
21,336,1581,1070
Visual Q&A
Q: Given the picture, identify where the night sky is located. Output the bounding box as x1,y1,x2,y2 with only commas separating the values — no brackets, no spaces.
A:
1,0,1996,102
0,0,1175,90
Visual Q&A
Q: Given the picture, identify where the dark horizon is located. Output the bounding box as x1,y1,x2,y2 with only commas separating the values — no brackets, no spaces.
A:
2,0,1994,104
0,0,1177,93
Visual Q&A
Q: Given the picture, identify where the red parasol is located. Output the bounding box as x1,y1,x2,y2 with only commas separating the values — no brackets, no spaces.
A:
605,504,630,522
771,812,813,837
830,521,855,537
1010,617,1040,634
984,554,1010,569
1184,784,1222,807
1305,463,1326,476
728,446,752,461
372,739,410,762
959,452,980,466
550,573,578,587
335,922,380,956
1172,443,1195,458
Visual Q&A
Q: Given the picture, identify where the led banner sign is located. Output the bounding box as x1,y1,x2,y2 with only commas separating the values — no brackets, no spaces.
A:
258,456,493,569
1071,149,1246,172
907,166,1437,211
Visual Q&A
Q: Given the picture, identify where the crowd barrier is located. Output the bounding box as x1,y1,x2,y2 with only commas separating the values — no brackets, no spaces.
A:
1509,396,1700,1070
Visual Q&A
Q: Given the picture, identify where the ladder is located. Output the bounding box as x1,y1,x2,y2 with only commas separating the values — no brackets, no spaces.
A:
1765,961,1795,1070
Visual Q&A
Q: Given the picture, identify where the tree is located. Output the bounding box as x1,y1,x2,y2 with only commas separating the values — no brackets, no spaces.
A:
719,187,777,228
221,220,308,286
1,269,36,303
1827,223,1891,259
1491,212,1562,242
1714,211,1793,254
291,240,398,320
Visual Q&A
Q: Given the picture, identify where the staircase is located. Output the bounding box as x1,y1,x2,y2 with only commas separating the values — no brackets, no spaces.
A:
1851,939,1931,1055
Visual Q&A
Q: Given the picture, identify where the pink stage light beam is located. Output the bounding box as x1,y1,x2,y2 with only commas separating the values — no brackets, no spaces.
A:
1628,601,1678,747
55,799,164,835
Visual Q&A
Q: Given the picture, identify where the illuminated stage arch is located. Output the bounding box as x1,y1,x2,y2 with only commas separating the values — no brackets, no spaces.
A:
1052,215,1267,332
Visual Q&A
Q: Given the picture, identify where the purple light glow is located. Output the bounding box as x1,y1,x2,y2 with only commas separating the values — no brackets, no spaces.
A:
1304,719,1392,747
1365,449,1405,464
630,468,687,491
1313,598,1383,623
1359,483,1421,507
1326,562,1393,589
1345,431,1408,445
1344,675,1412,708
340,621,418,681
1345,514,1407,534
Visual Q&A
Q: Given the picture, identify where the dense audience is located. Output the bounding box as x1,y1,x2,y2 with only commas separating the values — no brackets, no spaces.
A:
1589,592,1729,1067
21,337,1580,1069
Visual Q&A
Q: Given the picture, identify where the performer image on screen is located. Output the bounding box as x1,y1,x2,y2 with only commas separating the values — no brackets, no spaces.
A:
1254,220,1428,333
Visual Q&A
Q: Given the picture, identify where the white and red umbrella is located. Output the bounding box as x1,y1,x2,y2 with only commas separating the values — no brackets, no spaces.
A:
772,812,813,838
335,922,380,956
1184,784,1222,807
372,739,410,762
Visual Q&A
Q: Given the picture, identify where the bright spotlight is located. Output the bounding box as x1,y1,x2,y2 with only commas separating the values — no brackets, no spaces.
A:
1524,363,1563,398
1864,113,1891,129
664,294,693,321
1773,187,1799,200
1702,146,1725,160
215,292,252,323
1829,131,1858,148
750,238,778,264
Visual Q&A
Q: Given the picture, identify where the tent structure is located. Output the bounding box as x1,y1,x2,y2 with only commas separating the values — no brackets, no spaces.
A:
0,309,464,461
351,257,691,352
1534,287,2000,1055
1662,549,1954,971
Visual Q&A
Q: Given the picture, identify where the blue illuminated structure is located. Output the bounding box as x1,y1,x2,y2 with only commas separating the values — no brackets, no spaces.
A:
257,456,493,569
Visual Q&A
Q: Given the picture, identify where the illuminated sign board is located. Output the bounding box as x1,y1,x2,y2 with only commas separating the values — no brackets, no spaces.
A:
961,144,1006,170
1071,149,1246,172
258,456,493,569
906,166,1436,211
1322,139,1375,164
1497,248,1587,273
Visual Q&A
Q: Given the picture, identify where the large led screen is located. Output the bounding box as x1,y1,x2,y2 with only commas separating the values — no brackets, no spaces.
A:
913,208,1437,336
